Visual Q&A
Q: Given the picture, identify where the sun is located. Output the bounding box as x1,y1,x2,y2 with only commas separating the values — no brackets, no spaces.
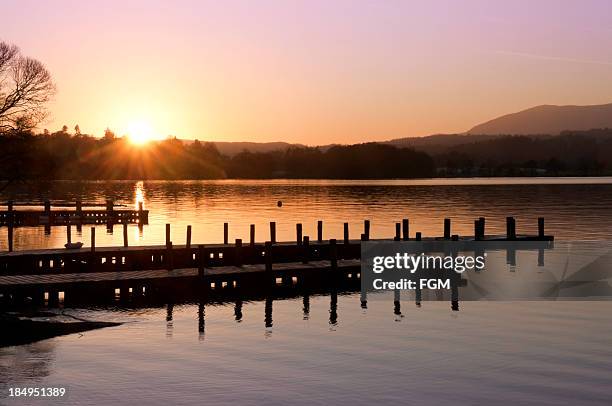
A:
126,120,155,145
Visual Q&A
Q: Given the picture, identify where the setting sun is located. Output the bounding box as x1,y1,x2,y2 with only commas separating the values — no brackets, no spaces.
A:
126,120,155,145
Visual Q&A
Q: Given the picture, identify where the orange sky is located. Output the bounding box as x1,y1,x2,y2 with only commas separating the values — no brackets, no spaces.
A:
3,0,612,145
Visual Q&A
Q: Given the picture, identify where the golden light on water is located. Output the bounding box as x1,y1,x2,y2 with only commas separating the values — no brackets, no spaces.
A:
134,181,145,210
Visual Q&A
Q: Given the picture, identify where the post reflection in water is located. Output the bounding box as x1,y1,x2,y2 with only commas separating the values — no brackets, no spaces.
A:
198,302,205,340
394,289,403,321
302,294,310,320
234,300,243,322
166,303,174,338
329,291,338,329
264,297,273,337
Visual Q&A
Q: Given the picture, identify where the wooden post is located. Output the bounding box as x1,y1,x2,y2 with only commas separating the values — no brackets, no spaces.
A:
106,199,114,213
269,222,276,244
90,227,95,252
138,201,144,224
123,223,128,247
343,222,349,244
265,241,273,273
166,223,171,247
394,223,401,241
317,220,323,243
223,222,229,245
538,217,545,239
296,223,303,245
415,232,422,241
235,239,242,266
402,219,409,241
198,244,205,277
506,217,516,240
250,224,255,246
302,236,310,264
166,241,174,270
330,239,338,269
8,225,13,252
44,200,51,214
186,225,192,248
66,225,72,244
474,220,481,241
76,200,82,215
444,218,451,239
364,220,370,241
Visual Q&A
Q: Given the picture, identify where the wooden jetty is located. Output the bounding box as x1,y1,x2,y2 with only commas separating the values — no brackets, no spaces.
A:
0,217,553,298
0,200,149,227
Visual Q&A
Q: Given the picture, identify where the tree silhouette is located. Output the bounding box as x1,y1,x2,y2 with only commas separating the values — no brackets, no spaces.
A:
0,41,55,133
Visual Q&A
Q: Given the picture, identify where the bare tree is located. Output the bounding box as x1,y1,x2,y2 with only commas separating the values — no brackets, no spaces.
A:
0,41,55,133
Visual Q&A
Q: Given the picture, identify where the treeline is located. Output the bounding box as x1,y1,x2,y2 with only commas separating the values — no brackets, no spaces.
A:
433,129,612,177
0,129,434,180
2,127,612,180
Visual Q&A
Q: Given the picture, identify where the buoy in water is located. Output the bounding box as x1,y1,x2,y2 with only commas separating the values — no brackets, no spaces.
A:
277,200,283,207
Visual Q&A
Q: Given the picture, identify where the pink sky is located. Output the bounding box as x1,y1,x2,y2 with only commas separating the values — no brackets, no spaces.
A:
3,0,612,144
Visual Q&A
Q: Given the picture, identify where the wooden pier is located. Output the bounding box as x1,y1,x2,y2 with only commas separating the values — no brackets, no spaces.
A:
0,217,553,295
0,200,149,227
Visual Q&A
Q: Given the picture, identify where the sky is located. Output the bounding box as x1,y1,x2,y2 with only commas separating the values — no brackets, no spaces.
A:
3,0,612,145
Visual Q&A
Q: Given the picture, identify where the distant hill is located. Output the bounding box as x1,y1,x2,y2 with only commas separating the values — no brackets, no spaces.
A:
467,103,612,135
384,134,501,154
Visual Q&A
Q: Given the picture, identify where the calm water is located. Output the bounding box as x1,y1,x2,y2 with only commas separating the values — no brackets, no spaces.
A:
2,179,612,405
3,177,612,250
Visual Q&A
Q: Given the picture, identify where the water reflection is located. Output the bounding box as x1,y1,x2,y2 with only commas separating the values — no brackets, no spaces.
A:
4,179,612,250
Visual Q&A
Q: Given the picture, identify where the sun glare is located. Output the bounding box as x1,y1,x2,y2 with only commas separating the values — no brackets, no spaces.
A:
127,120,155,145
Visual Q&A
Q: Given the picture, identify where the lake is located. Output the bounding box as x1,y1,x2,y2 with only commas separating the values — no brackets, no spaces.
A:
1,178,612,405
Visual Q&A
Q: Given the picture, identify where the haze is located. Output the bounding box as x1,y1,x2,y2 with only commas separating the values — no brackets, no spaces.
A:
3,0,612,144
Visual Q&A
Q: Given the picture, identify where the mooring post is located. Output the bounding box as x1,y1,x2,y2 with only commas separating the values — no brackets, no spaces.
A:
235,239,243,267
296,223,303,245
364,220,370,241
302,236,310,264
394,223,401,241
198,244,205,277
415,232,422,241
8,225,13,252
223,222,229,245
165,223,171,247
474,219,482,241
123,223,128,247
44,200,51,214
138,201,144,224
66,224,72,244
76,199,82,216
402,219,409,241
317,220,323,243
106,199,114,213
250,224,255,246
506,217,516,240
265,241,273,273
538,217,545,239
166,241,174,270
444,218,451,239
7,200,13,212
343,222,349,244
330,239,338,269
186,225,192,248
90,227,96,252
269,221,276,244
